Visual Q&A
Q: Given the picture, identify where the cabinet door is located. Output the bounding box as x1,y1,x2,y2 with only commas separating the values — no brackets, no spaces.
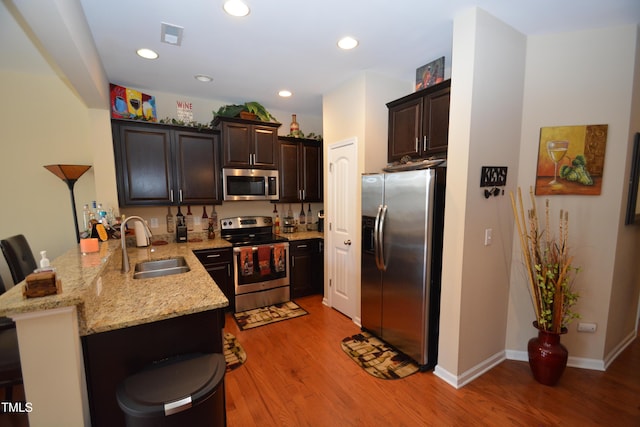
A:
388,98,422,162
290,240,313,298
252,125,277,168
423,86,450,155
301,142,322,202
194,248,234,312
221,121,252,167
278,140,300,202
175,130,222,204
114,123,173,205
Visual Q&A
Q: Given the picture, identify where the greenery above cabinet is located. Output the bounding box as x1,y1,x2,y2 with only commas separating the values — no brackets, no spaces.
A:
277,136,323,203
112,119,222,206
387,79,450,162
213,116,281,169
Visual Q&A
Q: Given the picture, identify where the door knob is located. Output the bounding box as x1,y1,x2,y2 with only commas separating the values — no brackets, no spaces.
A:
344,240,352,246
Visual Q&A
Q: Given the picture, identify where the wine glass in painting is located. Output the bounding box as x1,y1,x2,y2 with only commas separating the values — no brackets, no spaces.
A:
546,140,569,184
129,98,141,115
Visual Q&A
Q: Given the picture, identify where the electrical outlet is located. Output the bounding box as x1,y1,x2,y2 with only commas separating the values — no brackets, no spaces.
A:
149,218,159,228
577,322,597,333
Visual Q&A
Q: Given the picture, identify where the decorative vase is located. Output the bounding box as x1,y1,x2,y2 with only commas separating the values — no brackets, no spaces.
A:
527,321,568,386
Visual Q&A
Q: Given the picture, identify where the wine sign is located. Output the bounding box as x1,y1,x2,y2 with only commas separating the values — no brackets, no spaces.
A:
110,83,157,121
535,124,608,196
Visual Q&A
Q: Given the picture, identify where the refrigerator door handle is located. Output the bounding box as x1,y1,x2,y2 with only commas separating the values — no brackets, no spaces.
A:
378,204,389,271
373,204,384,271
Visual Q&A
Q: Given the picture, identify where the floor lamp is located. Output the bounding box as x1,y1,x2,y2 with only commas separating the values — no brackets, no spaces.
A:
44,164,92,243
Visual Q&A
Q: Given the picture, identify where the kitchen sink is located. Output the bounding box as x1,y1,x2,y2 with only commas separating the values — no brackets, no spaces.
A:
133,256,190,280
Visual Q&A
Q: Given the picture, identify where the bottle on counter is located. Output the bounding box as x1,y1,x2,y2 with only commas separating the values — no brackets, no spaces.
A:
176,205,185,227
307,204,313,230
207,218,215,240
166,206,175,233
83,204,91,233
201,206,209,231
186,205,194,231
274,204,280,234
299,203,306,227
210,205,218,231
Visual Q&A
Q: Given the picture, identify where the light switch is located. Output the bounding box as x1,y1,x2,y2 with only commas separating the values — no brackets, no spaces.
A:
484,228,492,246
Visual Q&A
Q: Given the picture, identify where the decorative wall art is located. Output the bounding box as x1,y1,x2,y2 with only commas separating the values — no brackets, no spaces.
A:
535,124,608,196
624,132,640,225
110,83,157,121
415,56,444,91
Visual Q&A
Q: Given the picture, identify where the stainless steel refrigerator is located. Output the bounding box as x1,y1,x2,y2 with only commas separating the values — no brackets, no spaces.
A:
361,167,445,369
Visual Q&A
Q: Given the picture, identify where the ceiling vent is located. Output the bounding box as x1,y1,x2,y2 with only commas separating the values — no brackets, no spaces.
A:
161,22,184,46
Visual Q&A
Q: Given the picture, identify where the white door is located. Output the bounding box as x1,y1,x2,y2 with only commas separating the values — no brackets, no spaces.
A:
327,138,358,319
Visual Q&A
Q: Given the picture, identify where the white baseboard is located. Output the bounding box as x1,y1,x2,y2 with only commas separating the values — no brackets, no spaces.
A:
434,351,505,389
435,332,638,389
603,329,637,369
505,349,605,371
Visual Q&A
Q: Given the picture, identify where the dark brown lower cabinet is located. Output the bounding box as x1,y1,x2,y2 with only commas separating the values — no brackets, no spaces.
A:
290,239,324,298
82,309,224,427
194,248,234,312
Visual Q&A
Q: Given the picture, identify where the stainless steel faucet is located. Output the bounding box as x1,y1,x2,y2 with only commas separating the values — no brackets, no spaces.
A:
120,216,153,273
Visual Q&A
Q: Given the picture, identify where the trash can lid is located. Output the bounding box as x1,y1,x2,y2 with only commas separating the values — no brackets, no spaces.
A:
117,353,225,417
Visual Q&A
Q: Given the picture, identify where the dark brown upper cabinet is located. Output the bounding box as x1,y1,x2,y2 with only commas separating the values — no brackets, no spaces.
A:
277,136,323,203
387,79,451,162
213,116,281,169
112,120,221,206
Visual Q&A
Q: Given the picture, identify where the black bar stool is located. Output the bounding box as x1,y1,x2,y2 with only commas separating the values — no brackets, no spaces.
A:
0,234,37,284
0,274,22,401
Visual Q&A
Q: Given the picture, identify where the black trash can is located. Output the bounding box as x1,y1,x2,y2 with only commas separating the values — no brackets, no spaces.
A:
116,353,226,427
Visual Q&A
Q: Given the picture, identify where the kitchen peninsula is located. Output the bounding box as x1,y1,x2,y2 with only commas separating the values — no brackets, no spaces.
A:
0,237,231,426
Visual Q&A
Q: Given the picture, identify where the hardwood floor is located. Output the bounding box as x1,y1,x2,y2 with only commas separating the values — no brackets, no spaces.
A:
1,294,637,426
224,295,640,427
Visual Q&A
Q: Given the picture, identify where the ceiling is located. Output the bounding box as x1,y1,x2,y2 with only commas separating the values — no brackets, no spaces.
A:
22,1,640,117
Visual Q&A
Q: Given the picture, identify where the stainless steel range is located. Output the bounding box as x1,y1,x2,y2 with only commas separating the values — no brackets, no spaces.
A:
220,216,290,312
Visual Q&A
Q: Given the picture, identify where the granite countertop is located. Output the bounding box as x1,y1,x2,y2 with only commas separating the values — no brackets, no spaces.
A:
0,237,232,336
0,229,323,336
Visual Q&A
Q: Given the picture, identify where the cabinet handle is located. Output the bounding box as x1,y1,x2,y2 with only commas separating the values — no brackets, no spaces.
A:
227,264,231,276
179,189,184,203
415,137,419,152
170,189,174,203
207,254,221,258
423,135,427,151
297,244,308,249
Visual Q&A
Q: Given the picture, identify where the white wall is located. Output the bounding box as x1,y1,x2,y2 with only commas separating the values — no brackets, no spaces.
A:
436,7,526,386
506,25,640,364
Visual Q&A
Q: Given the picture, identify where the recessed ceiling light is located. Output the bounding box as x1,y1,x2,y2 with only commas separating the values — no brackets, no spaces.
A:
136,48,159,59
278,90,292,97
337,36,358,50
195,74,213,82
223,0,250,17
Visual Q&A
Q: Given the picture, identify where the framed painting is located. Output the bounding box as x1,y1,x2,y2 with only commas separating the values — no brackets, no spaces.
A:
535,124,608,196
415,57,444,91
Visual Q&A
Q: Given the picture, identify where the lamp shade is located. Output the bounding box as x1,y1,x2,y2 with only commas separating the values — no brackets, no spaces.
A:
44,164,91,182
44,164,92,243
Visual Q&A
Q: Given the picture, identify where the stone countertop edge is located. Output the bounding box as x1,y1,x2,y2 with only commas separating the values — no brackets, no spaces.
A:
0,238,232,336
0,231,323,335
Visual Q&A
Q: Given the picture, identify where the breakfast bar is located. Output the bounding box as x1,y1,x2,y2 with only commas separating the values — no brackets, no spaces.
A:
0,238,231,426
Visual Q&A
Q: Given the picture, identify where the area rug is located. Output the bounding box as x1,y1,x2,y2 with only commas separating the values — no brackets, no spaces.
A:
233,301,308,330
341,331,420,380
224,332,247,372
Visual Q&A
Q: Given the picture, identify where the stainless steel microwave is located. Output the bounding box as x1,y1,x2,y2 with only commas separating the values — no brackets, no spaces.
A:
222,168,279,201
